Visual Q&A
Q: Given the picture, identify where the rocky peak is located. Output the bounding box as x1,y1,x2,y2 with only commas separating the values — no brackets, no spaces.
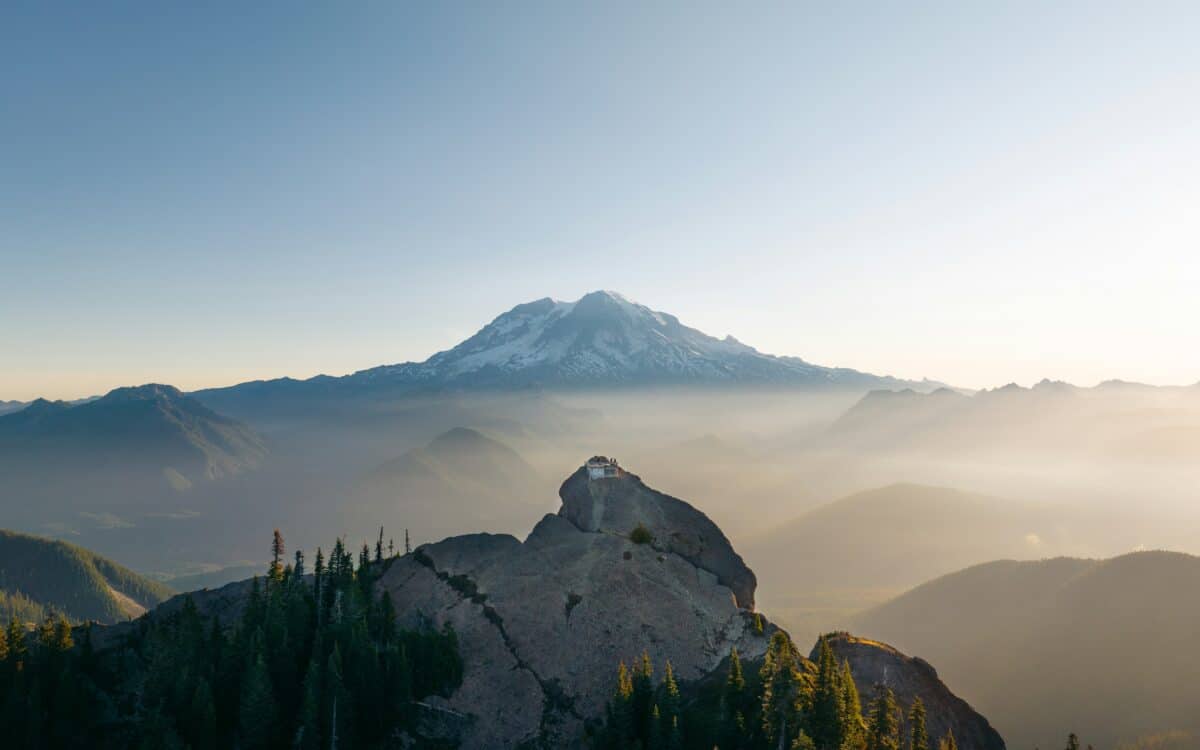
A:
375,461,770,747
558,462,757,609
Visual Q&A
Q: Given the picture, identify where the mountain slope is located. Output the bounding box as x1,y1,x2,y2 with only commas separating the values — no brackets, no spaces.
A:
852,552,1200,750
748,483,1051,590
350,427,550,541
0,529,173,623
0,384,267,517
193,291,937,416
746,484,1062,643
353,291,924,389
0,384,265,483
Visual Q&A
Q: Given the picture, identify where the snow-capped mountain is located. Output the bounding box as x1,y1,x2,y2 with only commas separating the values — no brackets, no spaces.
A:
348,290,925,389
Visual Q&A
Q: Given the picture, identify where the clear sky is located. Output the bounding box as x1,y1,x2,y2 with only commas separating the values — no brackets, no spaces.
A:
3,2,1198,401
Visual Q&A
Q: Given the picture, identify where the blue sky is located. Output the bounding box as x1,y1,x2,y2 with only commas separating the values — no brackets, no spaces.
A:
3,2,1198,400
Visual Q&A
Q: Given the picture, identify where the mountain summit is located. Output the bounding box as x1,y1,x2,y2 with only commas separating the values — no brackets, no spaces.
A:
350,290,926,389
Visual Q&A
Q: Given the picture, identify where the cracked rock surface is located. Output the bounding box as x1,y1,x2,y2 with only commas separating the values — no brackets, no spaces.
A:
376,465,767,748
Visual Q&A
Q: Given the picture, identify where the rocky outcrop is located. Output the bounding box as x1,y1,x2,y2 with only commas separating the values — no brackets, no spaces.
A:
818,634,1005,750
557,465,757,609
377,463,770,748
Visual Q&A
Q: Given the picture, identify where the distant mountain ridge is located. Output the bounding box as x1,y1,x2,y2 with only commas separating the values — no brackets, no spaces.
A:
351,426,548,541
0,384,267,516
192,291,939,413
825,379,1200,461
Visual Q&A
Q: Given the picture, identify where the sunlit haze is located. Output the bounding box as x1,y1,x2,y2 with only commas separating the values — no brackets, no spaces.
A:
3,2,1198,400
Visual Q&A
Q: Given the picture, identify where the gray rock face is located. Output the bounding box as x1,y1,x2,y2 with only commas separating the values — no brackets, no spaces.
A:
377,464,769,748
819,634,1006,750
557,465,757,609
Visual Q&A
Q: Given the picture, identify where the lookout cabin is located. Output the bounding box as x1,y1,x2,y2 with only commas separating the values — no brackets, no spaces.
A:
586,456,620,480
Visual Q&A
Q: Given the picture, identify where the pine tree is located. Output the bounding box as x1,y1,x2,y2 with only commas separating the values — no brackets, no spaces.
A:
937,729,958,750
632,650,655,740
866,687,900,750
606,661,636,748
50,613,73,651
7,617,27,667
238,653,278,750
810,636,844,750
268,529,285,585
649,704,665,750
1065,734,1081,750
908,698,929,750
187,678,218,750
405,529,411,555
841,660,866,750
375,527,385,563
661,659,681,726
761,631,802,750
722,646,749,748
297,655,322,750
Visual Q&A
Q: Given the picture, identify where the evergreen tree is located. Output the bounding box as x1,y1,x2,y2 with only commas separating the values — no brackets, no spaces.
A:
649,703,665,750
297,655,322,750
722,646,750,748
866,687,901,750
841,660,866,750
809,636,844,750
632,650,655,740
268,529,285,585
606,661,636,748
908,698,929,750
761,631,803,750
661,659,681,727
376,527,385,563
1066,734,1081,750
7,617,27,667
937,729,958,750
239,653,278,749
186,678,218,750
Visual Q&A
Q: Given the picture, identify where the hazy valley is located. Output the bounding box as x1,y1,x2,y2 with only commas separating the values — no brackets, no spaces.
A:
3,292,1199,748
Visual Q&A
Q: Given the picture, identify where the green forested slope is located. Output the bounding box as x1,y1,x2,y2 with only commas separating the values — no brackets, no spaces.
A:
0,529,173,623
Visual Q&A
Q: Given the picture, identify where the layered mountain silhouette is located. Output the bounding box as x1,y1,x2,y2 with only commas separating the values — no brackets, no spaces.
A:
825,380,1200,464
852,551,1200,750
350,427,550,541
0,384,266,522
0,528,173,623
193,291,937,417
748,483,1050,591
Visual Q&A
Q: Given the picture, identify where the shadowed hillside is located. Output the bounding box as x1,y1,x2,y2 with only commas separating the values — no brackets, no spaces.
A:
0,384,266,525
852,551,1200,750
747,483,1061,641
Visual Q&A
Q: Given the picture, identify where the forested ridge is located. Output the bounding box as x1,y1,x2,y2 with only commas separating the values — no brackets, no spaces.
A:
597,632,958,750
0,531,462,749
0,528,173,623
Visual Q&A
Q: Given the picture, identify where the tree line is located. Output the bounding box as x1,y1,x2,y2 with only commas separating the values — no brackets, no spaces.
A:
0,529,461,749
597,630,960,750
